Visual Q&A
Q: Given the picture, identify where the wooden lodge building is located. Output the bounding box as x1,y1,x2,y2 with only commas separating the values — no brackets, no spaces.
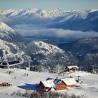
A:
54,78,77,90
39,79,54,92
65,66,79,72
39,78,77,92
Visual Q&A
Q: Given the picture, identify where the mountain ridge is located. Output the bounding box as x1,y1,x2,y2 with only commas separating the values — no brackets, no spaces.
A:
0,21,24,42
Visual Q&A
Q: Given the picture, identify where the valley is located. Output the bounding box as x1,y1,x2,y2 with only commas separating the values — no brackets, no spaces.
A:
0,8,98,98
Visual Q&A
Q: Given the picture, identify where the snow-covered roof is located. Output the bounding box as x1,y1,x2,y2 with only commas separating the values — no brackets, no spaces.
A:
41,80,55,88
62,78,77,86
67,66,79,69
41,77,77,87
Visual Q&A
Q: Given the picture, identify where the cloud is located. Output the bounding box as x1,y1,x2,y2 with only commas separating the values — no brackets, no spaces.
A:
14,24,98,40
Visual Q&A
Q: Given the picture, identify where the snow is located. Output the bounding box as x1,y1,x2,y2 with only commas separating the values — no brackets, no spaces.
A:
0,68,98,98
0,22,14,33
89,9,98,12
0,39,24,56
0,8,65,17
62,78,77,86
32,41,64,54
40,79,54,88
0,8,96,18
0,8,98,98
67,66,79,69
0,8,98,39
0,21,23,42
27,41,64,56
63,72,98,98
0,68,56,96
0,39,15,54
0,93,24,98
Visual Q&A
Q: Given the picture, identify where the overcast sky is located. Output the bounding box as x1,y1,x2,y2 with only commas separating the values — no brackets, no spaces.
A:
0,0,98,10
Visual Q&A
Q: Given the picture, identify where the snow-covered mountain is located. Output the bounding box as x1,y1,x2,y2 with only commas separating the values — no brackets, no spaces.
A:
25,41,76,68
0,38,27,68
0,8,65,17
0,8,98,68
0,39,18,54
48,9,98,31
0,22,23,42
0,22,14,32
58,36,98,69
0,8,95,18
0,8,98,34
26,41,64,55
0,39,24,60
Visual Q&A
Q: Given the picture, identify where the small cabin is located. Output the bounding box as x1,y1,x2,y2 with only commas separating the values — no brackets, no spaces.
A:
65,66,79,72
39,79,54,92
54,79,67,90
54,78,77,90
39,77,77,91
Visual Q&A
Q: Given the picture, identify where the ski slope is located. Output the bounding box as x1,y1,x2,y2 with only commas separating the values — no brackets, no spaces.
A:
0,68,98,98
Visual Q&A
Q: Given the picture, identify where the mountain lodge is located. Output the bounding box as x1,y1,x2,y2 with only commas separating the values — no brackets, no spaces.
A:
65,66,79,72
39,77,77,91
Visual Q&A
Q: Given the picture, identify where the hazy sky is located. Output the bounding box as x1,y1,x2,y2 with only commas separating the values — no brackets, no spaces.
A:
0,0,98,10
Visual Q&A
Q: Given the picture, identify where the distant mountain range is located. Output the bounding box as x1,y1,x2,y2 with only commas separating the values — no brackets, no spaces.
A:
0,8,98,70
48,10,98,31
0,8,98,32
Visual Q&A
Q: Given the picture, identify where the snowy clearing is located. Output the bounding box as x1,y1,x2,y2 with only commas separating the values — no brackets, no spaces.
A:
0,68,98,98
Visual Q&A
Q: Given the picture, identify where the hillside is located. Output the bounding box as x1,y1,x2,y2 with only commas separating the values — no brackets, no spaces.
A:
0,8,98,69
0,39,19,54
0,22,23,42
58,37,98,68
25,41,76,70
0,68,98,98
0,8,98,98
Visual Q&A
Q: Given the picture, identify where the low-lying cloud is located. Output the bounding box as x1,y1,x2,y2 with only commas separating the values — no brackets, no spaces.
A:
15,24,98,40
